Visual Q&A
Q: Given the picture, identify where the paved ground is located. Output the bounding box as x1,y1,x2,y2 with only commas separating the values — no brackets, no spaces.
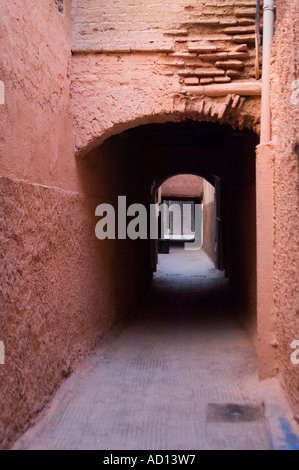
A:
13,246,299,450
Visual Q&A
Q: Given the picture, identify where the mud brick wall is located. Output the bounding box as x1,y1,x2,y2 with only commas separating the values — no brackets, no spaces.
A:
72,0,263,85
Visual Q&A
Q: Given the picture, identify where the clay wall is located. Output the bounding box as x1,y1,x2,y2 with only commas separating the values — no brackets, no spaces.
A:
271,0,299,419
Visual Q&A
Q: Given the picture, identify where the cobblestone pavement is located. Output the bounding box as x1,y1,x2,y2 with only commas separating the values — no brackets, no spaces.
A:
13,247,298,450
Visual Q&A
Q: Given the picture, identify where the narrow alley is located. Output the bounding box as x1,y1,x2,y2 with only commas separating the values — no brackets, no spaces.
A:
1,0,299,453
14,246,282,450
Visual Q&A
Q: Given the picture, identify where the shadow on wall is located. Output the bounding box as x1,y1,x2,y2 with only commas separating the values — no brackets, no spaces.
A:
76,136,154,322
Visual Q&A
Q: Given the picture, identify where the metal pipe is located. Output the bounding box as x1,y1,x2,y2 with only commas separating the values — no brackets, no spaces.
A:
260,0,275,143
255,0,261,79
182,81,262,96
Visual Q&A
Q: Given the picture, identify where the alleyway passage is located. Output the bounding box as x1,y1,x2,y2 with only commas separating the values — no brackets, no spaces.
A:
15,247,276,450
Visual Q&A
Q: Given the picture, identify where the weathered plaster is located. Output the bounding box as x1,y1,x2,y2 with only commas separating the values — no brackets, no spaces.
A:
271,0,299,419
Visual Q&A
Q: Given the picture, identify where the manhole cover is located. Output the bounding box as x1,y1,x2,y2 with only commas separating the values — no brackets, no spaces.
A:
206,403,264,423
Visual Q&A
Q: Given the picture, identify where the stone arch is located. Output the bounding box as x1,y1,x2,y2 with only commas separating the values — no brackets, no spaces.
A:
151,170,214,202
75,93,261,158
76,106,276,384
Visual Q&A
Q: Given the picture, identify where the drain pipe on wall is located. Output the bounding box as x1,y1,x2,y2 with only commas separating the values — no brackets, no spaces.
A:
255,0,261,80
260,0,275,143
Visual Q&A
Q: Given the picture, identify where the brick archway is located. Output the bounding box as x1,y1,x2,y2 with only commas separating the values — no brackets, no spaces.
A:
73,94,261,158
78,113,276,382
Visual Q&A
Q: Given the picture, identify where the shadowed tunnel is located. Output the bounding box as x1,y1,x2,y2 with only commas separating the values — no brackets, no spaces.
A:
77,120,258,337
13,120,278,450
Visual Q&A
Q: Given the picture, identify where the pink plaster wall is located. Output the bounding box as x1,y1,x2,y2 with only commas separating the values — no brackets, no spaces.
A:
71,57,261,156
271,0,299,419
0,1,148,449
0,0,78,190
0,175,137,448
0,0,80,449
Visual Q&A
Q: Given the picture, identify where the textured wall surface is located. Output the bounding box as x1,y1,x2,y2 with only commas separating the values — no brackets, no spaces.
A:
72,0,260,85
0,0,75,448
0,177,120,448
271,0,299,419
0,0,77,190
0,172,151,449
71,0,262,155
71,51,261,155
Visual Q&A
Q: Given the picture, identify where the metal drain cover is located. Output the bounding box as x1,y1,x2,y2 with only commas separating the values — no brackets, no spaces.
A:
206,403,265,423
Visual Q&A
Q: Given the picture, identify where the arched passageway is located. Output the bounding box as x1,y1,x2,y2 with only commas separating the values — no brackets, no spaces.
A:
77,119,258,331
14,119,290,450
